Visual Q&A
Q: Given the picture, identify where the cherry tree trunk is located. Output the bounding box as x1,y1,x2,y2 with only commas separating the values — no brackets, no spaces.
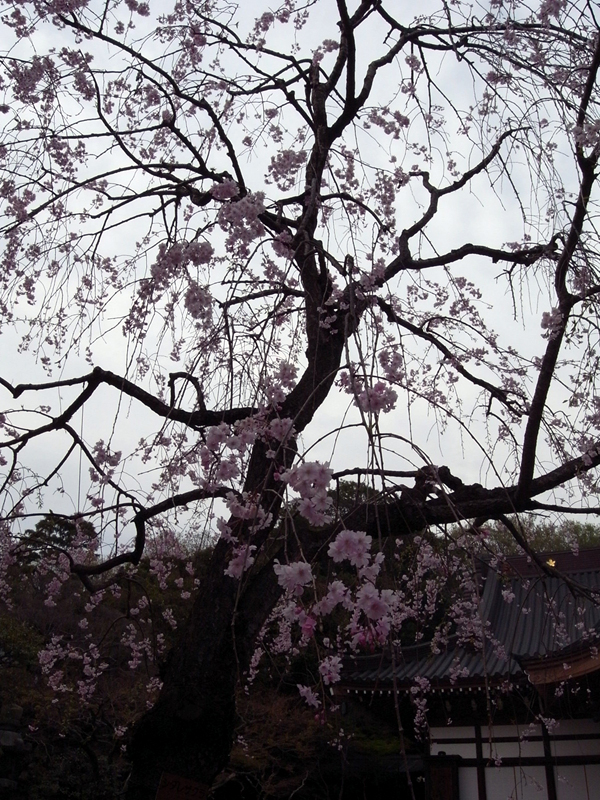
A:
125,539,280,798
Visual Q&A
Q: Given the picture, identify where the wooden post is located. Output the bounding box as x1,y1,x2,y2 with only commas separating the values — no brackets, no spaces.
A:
427,755,461,800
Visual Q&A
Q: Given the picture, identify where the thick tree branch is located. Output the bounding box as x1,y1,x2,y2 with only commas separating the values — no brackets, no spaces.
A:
0,367,257,435
376,297,524,413
517,134,599,501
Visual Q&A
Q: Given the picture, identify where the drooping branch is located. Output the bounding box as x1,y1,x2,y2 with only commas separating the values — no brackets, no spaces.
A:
516,36,600,502
376,297,525,414
0,367,257,439
55,11,248,190
69,485,234,590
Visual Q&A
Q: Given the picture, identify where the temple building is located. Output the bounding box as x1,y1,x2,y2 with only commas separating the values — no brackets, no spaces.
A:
340,549,600,800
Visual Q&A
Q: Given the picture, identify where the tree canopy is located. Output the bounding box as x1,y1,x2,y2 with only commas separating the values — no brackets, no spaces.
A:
1,0,600,796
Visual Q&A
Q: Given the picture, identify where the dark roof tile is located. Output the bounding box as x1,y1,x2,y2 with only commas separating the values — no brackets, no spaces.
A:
343,552,600,688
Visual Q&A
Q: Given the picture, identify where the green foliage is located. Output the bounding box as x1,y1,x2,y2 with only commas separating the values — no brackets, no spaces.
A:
0,614,43,666
479,516,600,554
15,515,97,565
328,479,380,521
0,537,210,799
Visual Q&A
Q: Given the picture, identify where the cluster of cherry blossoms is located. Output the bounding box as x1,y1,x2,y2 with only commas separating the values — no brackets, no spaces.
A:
279,461,333,526
338,370,399,414
0,523,14,608
126,236,215,336
184,282,212,323
217,490,274,572
216,185,266,258
197,363,297,494
378,347,404,383
224,543,257,579
264,527,390,698
572,119,600,149
327,529,372,569
311,38,340,64
271,230,294,259
254,528,496,722
541,307,564,339
209,179,239,201
266,149,307,191
89,439,122,488
149,240,214,292
355,382,398,414
273,559,312,595
262,360,298,407
23,524,200,738
128,176,272,330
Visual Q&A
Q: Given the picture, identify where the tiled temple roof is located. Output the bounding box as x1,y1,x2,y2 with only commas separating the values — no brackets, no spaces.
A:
343,549,600,691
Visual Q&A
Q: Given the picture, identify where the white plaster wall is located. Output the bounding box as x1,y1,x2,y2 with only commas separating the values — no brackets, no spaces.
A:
549,719,600,757
485,766,547,799
555,765,600,800
430,726,476,759
459,766,479,800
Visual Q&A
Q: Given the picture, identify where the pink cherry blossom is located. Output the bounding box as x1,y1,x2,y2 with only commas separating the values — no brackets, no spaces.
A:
210,180,239,200
297,684,321,708
327,529,372,568
224,544,256,579
216,456,240,482
356,382,398,414
273,560,312,595
318,655,342,685
300,615,317,638
356,583,390,621
281,461,333,525
206,422,230,451
268,417,295,442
